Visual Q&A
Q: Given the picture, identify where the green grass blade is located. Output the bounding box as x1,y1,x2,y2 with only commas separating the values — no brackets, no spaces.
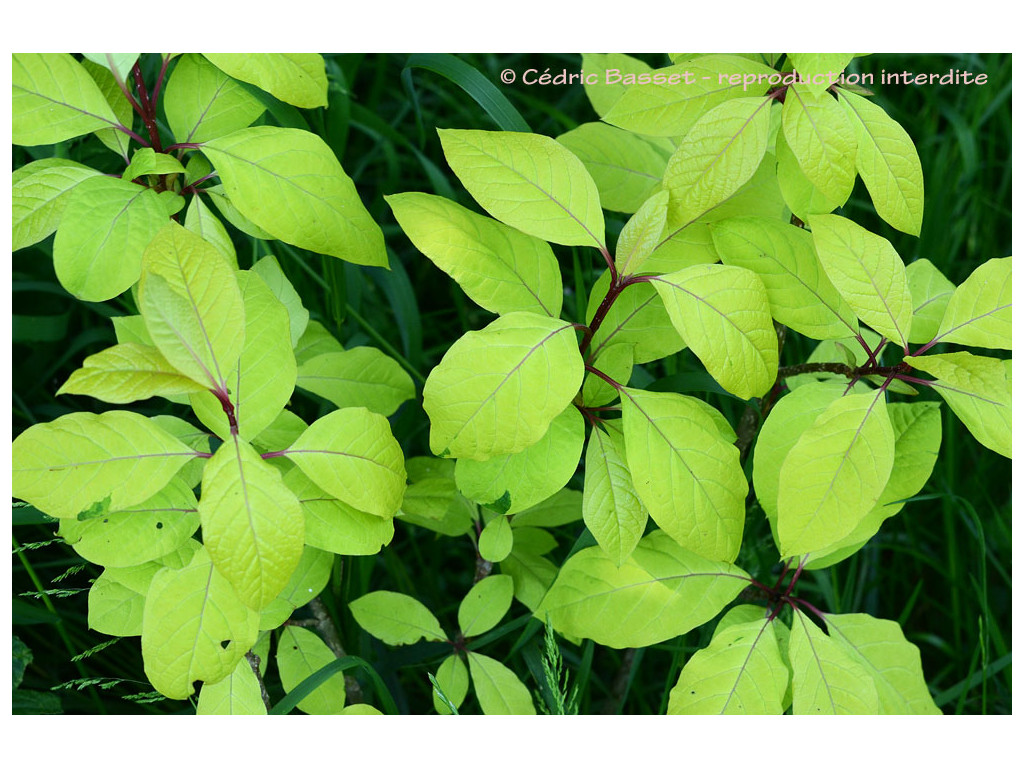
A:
402,53,531,134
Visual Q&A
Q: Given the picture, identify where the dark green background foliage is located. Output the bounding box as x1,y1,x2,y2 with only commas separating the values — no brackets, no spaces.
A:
12,53,1010,714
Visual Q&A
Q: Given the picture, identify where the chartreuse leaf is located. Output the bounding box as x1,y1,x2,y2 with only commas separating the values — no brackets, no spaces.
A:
501,529,559,613
191,270,296,441
467,652,535,715
587,272,684,365
58,477,199,568
122,148,186,183
539,530,749,648
777,388,895,558
433,654,470,714
455,405,584,515
478,515,514,563
202,126,387,267
622,389,746,562
277,626,345,714
823,613,941,714
184,195,239,269
837,89,924,236
789,608,880,714
251,255,308,346
583,422,647,566
775,130,838,219
931,257,1011,350
297,347,414,417
87,568,155,637
282,408,407,517
602,55,777,138
254,410,308,455
258,546,333,631
556,122,668,214
458,575,514,638
423,312,584,461
662,97,773,226
348,591,446,645
781,84,857,205
787,54,855,91
582,343,633,407
199,437,305,611
668,613,788,714
809,214,913,349
79,58,134,160
615,190,669,277
88,543,202,637
580,53,653,117
56,343,207,403
142,547,260,700
53,176,169,302
386,192,562,317
150,415,209,489
906,259,955,344
164,53,265,143
12,411,198,519
138,223,246,391
905,352,1011,458
205,184,273,240
399,457,475,537
88,581,145,637
294,320,345,365
510,488,584,529
12,159,102,250
202,53,328,109
804,402,942,569
13,53,120,145
81,53,139,82
713,216,858,340
437,128,605,248
196,656,266,715
652,264,778,399
284,467,394,556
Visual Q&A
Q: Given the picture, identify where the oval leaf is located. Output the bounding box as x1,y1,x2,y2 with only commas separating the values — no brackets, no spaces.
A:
455,405,584,515
12,411,198,519
13,53,119,145
139,223,246,391
277,626,346,714
777,388,895,557
582,422,648,566
662,96,773,226
622,389,747,562
348,590,446,645
282,407,407,517
53,176,169,301
809,214,913,349
141,548,260,700
199,437,305,611
297,347,415,417
837,89,924,236
423,312,584,461
164,53,265,143
387,191,562,317
932,257,1011,350
203,126,386,267
203,53,328,109
467,652,535,715
652,263,778,399
668,616,788,714
458,575,515,638
438,128,605,248
538,531,749,648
